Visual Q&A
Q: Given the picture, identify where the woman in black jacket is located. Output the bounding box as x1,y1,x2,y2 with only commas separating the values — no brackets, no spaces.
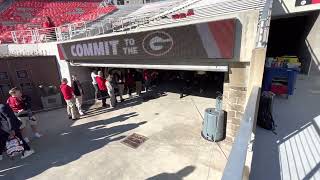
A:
0,103,34,160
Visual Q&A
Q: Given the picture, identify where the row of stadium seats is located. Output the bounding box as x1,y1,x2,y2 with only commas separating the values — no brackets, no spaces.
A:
0,0,117,44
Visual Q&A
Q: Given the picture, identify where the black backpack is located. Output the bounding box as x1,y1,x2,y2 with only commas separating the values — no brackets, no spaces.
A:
257,95,277,134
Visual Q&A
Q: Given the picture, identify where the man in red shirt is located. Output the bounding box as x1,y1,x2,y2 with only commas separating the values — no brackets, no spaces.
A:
7,87,42,143
60,78,80,120
95,71,108,107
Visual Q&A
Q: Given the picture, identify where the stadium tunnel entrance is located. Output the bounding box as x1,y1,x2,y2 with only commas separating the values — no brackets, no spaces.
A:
67,64,227,102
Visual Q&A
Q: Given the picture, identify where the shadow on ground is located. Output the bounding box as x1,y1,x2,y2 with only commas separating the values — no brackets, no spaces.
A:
82,91,167,119
0,112,146,180
146,166,196,180
250,76,320,180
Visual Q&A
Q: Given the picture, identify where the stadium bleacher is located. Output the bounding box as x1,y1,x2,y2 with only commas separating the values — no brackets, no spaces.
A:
0,0,117,44
0,0,261,45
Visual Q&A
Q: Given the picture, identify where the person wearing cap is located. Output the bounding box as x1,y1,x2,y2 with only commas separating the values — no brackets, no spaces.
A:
60,78,80,120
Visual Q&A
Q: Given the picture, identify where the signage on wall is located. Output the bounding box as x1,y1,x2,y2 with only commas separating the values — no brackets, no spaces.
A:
295,0,320,6
172,9,195,19
57,19,236,61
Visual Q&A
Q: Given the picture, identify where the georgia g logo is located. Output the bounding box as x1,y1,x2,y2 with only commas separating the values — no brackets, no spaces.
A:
142,31,174,56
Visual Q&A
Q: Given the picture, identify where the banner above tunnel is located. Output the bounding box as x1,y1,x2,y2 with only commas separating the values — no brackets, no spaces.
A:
57,19,236,61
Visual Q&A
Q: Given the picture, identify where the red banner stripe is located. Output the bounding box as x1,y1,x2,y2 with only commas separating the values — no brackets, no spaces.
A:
207,20,235,59
57,44,65,60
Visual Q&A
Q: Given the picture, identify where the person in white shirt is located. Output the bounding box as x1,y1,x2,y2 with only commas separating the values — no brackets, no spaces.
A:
91,70,99,100
106,75,116,108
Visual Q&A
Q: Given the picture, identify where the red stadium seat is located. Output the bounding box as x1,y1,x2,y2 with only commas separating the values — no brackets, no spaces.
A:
0,0,117,43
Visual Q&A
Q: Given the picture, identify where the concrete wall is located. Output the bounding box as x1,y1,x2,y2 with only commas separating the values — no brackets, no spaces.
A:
222,47,268,142
272,0,320,17
237,10,260,62
0,42,72,90
223,62,250,142
0,43,57,57
305,13,320,75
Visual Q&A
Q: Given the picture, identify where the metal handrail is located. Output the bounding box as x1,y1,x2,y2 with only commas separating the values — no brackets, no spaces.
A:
221,86,260,180
6,0,267,44
256,0,273,48
6,4,168,44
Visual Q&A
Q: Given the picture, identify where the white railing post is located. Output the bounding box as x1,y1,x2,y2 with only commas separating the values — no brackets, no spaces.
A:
33,29,39,43
101,22,104,34
11,31,18,43
68,24,72,39
121,18,124,30
55,27,62,41
256,0,273,48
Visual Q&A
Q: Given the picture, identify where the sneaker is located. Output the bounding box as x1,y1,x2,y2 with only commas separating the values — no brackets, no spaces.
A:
34,133,42,138
24,137,30,143
21,149,34,159
0,155,3,161
79,111,84,116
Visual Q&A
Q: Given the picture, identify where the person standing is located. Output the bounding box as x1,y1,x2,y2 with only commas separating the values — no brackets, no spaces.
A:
60,78,80,120
95,71,108,107
0,103,34,160
91,70,99,100
179,71,193,99
125,69,134,98
143,69,151,92
113,71,125,102
71,75,84,116
7,88,42,143
135,70,143,96
106,75,116,108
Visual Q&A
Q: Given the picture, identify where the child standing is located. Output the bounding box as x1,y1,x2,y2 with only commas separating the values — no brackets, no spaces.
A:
7,88,42,143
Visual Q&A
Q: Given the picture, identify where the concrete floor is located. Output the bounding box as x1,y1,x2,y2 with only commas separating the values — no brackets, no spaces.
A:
250,75,320,180
0,91,232,180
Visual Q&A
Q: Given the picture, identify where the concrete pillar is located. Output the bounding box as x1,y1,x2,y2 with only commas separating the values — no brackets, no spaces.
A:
247,48,267,135
247,48,266,94
223,63,249,142
306,12,320,76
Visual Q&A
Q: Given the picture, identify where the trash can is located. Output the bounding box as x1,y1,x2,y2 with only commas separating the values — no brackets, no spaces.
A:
202,108,225,142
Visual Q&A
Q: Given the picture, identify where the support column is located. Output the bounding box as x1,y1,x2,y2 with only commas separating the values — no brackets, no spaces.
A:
223,63,249,143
